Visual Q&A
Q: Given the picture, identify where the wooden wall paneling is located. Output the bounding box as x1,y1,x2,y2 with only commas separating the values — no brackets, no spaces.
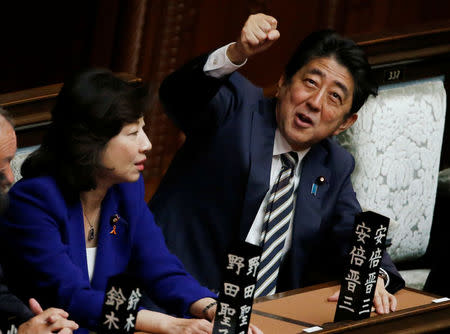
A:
0,84,61,148
111,0,148,74
136,0,206,200
0,73,141,149
190,0,243,54
0,2,100,94
134,0,169,200
356,25,450,64
333,0,450,37
89,0,121,69
235,0,333,88
336,0,393,34
178,0,348,99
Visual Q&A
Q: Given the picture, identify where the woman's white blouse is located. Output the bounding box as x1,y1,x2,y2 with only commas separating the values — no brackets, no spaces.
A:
86,247,97,282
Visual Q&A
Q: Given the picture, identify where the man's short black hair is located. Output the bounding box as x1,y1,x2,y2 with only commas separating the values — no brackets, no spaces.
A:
284,30,378,114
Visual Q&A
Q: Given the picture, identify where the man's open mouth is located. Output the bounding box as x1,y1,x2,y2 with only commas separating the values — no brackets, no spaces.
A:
296,113,313,125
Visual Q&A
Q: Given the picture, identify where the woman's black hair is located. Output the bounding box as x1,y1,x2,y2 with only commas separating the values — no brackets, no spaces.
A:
21,68,150,199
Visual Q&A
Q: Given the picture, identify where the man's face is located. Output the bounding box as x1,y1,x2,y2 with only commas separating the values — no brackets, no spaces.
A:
0,117,17,193
276,56,358,151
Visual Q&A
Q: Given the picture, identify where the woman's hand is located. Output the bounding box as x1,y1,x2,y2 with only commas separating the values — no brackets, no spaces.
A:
136,309,213,334
161,318,213,334
136,300,264,334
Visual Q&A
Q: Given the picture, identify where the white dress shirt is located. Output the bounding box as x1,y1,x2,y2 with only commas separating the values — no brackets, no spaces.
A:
86,247,97,282
245,131,309,256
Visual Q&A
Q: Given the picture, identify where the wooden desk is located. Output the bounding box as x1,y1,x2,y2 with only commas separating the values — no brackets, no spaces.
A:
251,282,450,333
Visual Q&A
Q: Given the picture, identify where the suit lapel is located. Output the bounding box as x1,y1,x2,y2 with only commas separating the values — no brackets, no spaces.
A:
90,187,130,290
239,98,277,240
293,143,330,243
67,201,89,281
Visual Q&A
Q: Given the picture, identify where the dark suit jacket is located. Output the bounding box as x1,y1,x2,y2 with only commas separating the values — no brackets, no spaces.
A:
150,54,404,294
0,175,215,333
0,265,33,324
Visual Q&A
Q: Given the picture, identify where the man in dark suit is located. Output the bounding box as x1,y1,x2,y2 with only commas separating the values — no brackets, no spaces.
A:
150,14,404,314
0,108,78,333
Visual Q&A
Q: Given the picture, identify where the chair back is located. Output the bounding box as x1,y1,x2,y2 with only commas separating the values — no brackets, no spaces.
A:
337,77,447,264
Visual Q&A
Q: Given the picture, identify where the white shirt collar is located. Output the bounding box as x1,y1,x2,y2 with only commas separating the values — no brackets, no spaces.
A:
273,128,310,160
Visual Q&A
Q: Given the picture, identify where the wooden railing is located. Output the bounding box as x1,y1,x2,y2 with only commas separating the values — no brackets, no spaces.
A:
0,73,142,148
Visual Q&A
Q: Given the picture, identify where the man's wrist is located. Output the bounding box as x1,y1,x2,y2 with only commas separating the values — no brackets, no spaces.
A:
226,43,247,65
378,268,390,287
204,43,247,78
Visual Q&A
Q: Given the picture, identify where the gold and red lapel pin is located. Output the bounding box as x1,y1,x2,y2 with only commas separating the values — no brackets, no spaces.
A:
110,214,120,235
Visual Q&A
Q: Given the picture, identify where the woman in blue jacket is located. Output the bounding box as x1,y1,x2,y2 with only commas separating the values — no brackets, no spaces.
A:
0,69,261,334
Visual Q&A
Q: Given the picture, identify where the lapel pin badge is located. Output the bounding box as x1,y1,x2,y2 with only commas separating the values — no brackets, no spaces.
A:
110,214,120,235
311,176,326,196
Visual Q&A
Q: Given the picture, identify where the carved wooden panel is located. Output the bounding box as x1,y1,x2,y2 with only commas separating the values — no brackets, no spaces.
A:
132,0,204,199
0,73,141,149
0,2,101,94
111,0,148,74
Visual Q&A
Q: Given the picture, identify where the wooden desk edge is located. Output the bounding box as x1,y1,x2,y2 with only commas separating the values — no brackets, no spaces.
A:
252,282,450,333
319,300,450,333
254,281,341,304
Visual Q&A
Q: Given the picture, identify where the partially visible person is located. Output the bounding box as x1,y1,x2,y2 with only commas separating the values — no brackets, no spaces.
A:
0,108,79,334
149,13,405,314
0,72,262,334
424,169,450,297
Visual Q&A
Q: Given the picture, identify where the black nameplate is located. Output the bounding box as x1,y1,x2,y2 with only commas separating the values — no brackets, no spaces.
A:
334,211,390,322
212,241,261,334
0,315,19,334
98,274,143,333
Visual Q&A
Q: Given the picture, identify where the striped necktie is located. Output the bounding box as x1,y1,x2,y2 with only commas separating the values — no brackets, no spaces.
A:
254,151,298,297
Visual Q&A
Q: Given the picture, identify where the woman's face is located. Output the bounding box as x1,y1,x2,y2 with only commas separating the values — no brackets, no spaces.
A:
100,117,151,184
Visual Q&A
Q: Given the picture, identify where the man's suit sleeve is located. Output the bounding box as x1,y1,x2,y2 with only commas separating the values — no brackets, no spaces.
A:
328,149,404,294
125,178,216,317
0,267,33,324
380,249,405,293
159,53,246,137
159,54,221,134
